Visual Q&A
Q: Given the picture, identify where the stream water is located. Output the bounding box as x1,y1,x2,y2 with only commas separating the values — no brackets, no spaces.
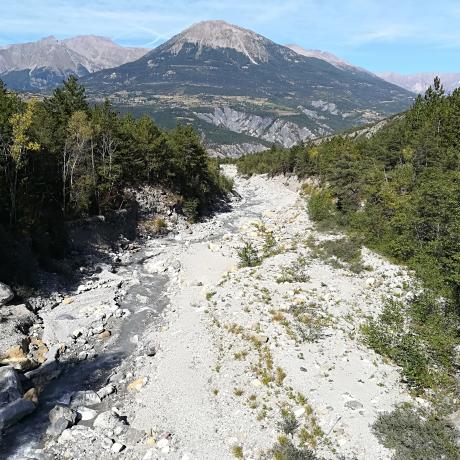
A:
0,170,263,459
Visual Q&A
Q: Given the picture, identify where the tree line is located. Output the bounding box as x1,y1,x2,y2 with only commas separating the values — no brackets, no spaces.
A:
0,76,232,284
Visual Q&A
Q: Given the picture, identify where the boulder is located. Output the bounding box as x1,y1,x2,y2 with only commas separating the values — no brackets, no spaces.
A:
93,410,125,431
47,405,78,437
49,405,77,425
0,366,22,407
0,282,14,306
0,398,36,431
70,390,101,408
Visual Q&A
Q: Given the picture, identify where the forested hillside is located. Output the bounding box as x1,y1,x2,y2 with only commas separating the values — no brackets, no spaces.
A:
236,79,460,423
237,78,460,308
0,76,232,284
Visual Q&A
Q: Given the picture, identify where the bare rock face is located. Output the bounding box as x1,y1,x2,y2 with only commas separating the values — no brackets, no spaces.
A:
0,35,147,91
168,20,271,64
195,107,315,148
0,282,14,307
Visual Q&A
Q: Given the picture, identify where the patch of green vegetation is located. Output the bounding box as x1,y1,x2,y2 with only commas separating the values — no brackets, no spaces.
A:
277,256,310,283
238,241,262,268
231,445,244,459
272,435,319,460
373,404,460,460
362,292,459,393
309,237,368,274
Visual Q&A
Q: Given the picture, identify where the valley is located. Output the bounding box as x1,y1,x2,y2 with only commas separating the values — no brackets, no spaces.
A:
0,167,430,459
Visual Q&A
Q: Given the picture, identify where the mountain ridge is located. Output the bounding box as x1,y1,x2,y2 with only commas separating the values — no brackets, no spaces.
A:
0,35,148,91
81,20,414,156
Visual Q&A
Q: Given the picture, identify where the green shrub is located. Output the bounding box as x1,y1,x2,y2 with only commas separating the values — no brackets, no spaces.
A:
182,198,200,222
272,436,318,460
309,237,368,273
238,241,261,268
278,410,300,436
362,293,459,392
373,405,460,460
277,257,310,283
308,189,337,227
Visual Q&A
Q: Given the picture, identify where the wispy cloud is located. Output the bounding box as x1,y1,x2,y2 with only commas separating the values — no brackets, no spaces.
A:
0,0,459,72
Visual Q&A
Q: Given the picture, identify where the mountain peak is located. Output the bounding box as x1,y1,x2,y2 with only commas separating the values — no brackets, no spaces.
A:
38,35,59,44
165,20,271,64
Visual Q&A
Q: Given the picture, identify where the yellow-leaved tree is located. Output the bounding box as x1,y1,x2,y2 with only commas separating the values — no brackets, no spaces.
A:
8,98,40,224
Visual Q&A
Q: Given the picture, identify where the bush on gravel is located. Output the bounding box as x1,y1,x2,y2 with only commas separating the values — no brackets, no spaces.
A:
373,404,460,460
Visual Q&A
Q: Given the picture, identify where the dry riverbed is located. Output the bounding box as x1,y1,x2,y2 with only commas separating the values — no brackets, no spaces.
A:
0,166,422,459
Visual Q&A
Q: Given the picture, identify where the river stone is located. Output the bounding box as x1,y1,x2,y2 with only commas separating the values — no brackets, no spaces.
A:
0,282,14,306
93,410,125,431
111,442,125,453
70,390,101,407
0,366,22,407
76,406,98,421
345,400,364,410
0,398,36,431
96,384,115,400
47,416,71,437
49,405,78,425
0,344,38,372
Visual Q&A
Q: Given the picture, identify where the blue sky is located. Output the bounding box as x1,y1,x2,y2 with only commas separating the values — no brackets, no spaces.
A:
1,0,459,73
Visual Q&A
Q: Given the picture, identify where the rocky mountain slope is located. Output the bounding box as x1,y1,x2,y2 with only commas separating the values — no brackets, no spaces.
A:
0,36,147,91
81,20,414,157
0,166,437,459
377,71,460,94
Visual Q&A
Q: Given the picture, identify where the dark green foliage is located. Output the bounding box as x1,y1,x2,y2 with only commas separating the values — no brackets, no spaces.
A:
310,238,367,274
237,241,261,268
0,77,232,285
236,79,460,309
362,293,459,392
373,405,460,460
279,411,300,436
272,436,319,460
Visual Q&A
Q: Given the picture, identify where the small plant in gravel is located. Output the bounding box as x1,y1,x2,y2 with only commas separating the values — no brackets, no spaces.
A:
238,241,262,268
271,310,286,322
141,216,168,235
276,256,310,283
234,388,244,397
275,367,287,386
234,350,248,361
279,410,300,436
272,435,319,460
309,237,369,274
231,445,244,459
373,404,460,460
205,291,216,301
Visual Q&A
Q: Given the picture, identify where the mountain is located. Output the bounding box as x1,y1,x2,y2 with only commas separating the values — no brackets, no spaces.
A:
0,36,147,92
377,72,460,94
81,20,414,156
285,44,354,70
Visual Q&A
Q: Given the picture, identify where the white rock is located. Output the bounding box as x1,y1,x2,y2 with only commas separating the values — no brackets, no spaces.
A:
365,277,376,287
111,442,125,453
156,438,169,449
76,407,98,421
294,407,306,418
